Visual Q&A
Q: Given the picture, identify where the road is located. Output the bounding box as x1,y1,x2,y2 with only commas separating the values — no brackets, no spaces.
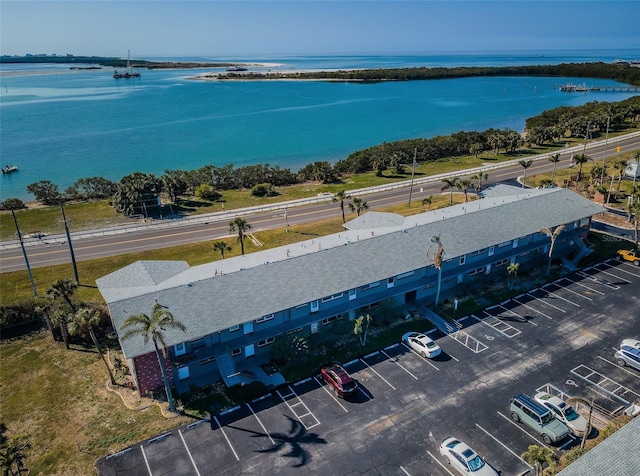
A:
2,133,639,273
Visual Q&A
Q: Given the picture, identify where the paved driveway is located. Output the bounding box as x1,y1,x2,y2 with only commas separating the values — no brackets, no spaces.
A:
97,259,640,476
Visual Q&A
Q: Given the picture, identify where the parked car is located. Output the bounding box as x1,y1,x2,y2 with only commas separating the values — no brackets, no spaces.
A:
509,393,570,444
615,339,640,371
616,249,640,266
402,331,441,358
534,392,588,437
438,437,499,475
320,364,358,398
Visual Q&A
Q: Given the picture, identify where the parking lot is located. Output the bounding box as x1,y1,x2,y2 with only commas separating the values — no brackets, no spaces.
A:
97,259,640,476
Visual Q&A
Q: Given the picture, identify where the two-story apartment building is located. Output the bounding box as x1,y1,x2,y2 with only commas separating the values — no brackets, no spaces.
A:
96,186,604,395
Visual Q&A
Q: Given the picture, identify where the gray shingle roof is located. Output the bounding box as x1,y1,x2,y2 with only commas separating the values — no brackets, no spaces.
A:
557,416,640,476
97,187,605,359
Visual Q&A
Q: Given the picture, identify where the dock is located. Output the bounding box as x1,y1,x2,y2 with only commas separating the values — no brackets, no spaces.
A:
558,82,640,93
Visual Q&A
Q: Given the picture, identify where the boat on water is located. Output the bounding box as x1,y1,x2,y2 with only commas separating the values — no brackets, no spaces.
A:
225,65,248,72
2,165,18,175
114,50,141,79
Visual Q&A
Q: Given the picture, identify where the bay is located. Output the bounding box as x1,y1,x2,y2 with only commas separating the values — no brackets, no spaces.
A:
1,49,639,201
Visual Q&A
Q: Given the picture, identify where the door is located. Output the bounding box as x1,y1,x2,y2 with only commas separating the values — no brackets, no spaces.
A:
243,321,254,335
245,344,255,358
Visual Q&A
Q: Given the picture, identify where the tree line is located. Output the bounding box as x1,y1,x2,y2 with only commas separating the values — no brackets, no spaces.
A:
220,62,640,86
1,96,639,216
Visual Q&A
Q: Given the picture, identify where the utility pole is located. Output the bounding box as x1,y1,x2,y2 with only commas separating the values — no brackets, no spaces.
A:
10,209,38,297
60,201,79,284
600,116,610,185
407,148,417,208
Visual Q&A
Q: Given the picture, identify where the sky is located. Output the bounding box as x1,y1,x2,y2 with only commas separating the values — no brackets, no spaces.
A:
1,1,639,58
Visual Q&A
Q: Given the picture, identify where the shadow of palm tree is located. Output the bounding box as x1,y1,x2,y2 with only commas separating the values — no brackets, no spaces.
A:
228,414,327,467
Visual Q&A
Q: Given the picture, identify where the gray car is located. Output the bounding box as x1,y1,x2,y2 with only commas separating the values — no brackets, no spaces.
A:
615,339,640,371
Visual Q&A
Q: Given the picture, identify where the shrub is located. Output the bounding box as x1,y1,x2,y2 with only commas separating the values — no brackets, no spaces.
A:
251,183,277,197
225,381,267,403
194,183,220,200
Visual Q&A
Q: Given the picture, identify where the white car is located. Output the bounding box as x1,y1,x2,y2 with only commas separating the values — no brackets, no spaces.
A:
439,437,499,476
402,331,441,358
534,392,588,437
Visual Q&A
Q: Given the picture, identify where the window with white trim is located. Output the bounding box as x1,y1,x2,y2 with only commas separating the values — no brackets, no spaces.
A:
228,325,240,332
488,245,495,256
498,240,512,248
349,289,357,301
387,277,395,288
231,348,242,357
322,314,343,325
255,313,274,324
471,248,487,256
321,293,343,303
495,258,510,267
360,281,381,291
310,300,319,313
397,271,415,280
459,255,466,266
257,337,275,347
174,343,186,356
469,267,484,276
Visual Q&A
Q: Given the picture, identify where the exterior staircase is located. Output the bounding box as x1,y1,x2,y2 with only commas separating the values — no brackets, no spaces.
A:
216,351,253,387
422,306,462,335
562,236,595,270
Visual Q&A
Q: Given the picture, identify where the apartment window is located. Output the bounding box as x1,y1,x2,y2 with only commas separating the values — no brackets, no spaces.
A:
488,246,495,256
174,343,186,356
360,281,381,291
231,348,242,357
397,271,415,280
228,325,240,332
512,238,519,248
295,303,307,309
498,240,512,248
459,255,466,266
286,327,303,335
322,293,343,303
177,366,190,381
257,337,275,347
495,258,510,267
255,313,274,324
349,289,357,301
310,300,319,313
387,277,395,288
191,338,206,351
471,248,487,256
469,267,484,276
322,314,343,325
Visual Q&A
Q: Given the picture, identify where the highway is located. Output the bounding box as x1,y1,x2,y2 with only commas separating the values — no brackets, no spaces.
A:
1,133,639,273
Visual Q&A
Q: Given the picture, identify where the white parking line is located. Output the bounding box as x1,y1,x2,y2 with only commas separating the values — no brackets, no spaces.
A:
398,342,439,371
426,450,456,476
140,446,153,476
178,429,201,476
562,276,605,295
600,261,640,278
591,267,632,283
360,358,396,390
575,270,620,290
547,281,593,302
498,304,537,327
313,376,349,412
475,423,532,468
276,386,321,430
538,286,582,306
247,403,276,444
399,466,411,476
596,355,640,380
472,312,521,337
213,416,240,461
496,411,551,449
526,291,567,313
512,297,554,320
382,348,422,377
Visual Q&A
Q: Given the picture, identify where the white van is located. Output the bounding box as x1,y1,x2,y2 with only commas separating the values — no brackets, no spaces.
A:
624,160,640,179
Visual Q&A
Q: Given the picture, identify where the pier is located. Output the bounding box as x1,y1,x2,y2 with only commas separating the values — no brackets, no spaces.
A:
558,83,640,93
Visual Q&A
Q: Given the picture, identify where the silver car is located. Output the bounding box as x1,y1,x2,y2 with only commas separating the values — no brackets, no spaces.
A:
615,339,640,371
534,392,588,437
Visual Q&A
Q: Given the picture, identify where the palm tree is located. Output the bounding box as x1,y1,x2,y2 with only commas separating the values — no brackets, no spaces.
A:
614,159,627,193
353,314,372,346
632,151,640,190
229,217,251,256
506,262,520,290
421,195,434,211
518,160,533,188
548,153,560,181
332,190,351,223
51,309,72,349
469,142,484,159
572,153,590,182
34,303,57,342
440,177,460,205
428,235,445,306
628,201,640,247
0,437,30,476
457,178,473,202
348,197,368,217
471,172,488,193
521,444,557,476
45,278,78,313
212,241,232,259
120,302,186,412
540,225,565,275
68,307,116,385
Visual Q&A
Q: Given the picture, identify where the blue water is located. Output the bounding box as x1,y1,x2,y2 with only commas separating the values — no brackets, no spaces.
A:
1,49,639,201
